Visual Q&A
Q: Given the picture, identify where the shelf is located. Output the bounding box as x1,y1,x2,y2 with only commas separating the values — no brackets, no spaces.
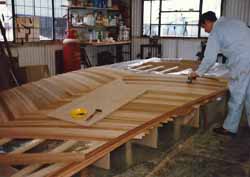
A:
80,40,131,46
71,24,117,29
62,5,119,11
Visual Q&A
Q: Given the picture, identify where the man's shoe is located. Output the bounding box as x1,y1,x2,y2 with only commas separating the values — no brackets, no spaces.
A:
213,126,236,136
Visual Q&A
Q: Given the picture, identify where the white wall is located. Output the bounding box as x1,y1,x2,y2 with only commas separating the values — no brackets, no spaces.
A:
224,0,250,24
12,43,62,75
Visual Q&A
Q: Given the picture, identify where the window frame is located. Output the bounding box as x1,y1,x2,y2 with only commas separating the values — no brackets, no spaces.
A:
3,0,67,42
141,0,224,39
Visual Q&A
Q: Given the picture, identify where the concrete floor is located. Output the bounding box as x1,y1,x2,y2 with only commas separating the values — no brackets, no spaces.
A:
80,98,250,177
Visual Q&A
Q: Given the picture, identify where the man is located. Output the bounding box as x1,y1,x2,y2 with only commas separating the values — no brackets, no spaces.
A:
190,11,250,136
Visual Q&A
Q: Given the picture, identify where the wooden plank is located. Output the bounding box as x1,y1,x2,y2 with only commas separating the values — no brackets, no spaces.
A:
109,110,163,120
9,139,45,154
0,165,18,177
131,64,153,70
139,66,165,72
48,79,146,126
27,163,67,177
87,67,125,79
157,66,179,74
11,140,79,177
0,127,124,141
0,138,12,146
75,71,112,84
123,74,227,87
92,67,131,77
0,152,86,165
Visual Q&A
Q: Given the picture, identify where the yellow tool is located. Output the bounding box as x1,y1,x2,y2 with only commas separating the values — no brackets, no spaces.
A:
70,108,88,120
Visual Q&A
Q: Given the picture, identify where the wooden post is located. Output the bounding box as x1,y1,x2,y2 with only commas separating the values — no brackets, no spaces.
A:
94,153,110,170
125,142,133,167
173,117,182,141
133,128,158,148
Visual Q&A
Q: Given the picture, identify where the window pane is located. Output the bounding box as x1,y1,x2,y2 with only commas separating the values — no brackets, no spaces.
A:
25,6,33,15
16,6,24,15
160,24,198,37
151,25,159,36
143,1,151,24
143,0,160,36
151,0,160,24
16,0,24,6
161,12,199,25
35,0,41,7
0,0,13,41
25,0,33,7
202,0,221,16
54,0,67,39
200,28,208,37
162,0,200,11
143,24,150,36
201,0,222,37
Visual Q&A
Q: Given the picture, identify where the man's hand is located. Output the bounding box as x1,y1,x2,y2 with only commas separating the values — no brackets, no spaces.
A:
187,71,199,84
189,71,199,79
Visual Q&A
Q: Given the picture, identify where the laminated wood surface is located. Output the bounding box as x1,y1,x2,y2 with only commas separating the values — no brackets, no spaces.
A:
128,60,200,74
0,62,228,177
48,79,147,126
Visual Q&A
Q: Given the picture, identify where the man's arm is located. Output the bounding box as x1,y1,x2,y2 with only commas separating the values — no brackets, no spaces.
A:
196,33,220,76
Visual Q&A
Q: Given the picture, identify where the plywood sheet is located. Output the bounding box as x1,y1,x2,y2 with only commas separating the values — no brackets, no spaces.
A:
48,79,146,126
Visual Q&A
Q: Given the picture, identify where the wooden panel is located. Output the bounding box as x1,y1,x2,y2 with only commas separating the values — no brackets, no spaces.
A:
48,79,146,126
0,127,124,141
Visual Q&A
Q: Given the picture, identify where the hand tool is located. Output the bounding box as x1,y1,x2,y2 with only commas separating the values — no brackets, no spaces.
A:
186,76,196,84
85,109,102,121
70,108,88,120
187,75,221,84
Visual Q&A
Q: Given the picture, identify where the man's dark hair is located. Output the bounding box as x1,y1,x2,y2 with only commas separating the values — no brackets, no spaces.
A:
199,11,217,25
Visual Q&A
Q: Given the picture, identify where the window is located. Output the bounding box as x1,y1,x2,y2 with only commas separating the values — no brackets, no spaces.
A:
14,0,53,41
0,0,14,41
54,0,67,39
0,0,67,42
142,0,222,38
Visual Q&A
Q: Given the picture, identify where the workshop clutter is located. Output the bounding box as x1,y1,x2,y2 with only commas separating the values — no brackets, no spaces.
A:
67,0,130,42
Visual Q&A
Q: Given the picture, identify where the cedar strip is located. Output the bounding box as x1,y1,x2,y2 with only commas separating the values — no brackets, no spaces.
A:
0,127,124,141
9,139,45,154
75,71,111,84
0,138,12,146
27,163,67,177
11,140,79,177
0,152,86,165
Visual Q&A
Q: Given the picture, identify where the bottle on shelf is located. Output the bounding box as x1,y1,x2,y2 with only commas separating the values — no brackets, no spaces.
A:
107,0,112,8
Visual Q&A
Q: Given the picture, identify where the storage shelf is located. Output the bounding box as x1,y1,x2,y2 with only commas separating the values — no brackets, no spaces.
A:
71,25,117,29
80,40,131,46
62,5,119,11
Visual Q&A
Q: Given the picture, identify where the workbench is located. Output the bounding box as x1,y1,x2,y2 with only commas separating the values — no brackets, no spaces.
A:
0,59,228,177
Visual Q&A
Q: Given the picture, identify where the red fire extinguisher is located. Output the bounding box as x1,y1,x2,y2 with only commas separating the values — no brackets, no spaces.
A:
63,29,81,72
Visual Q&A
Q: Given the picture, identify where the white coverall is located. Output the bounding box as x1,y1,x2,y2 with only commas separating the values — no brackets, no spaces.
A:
196,17,250,133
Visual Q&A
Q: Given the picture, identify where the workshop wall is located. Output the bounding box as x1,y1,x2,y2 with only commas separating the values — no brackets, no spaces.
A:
131,0,250,60
14,0,250,76
11,43,62,76
224,0,250,26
